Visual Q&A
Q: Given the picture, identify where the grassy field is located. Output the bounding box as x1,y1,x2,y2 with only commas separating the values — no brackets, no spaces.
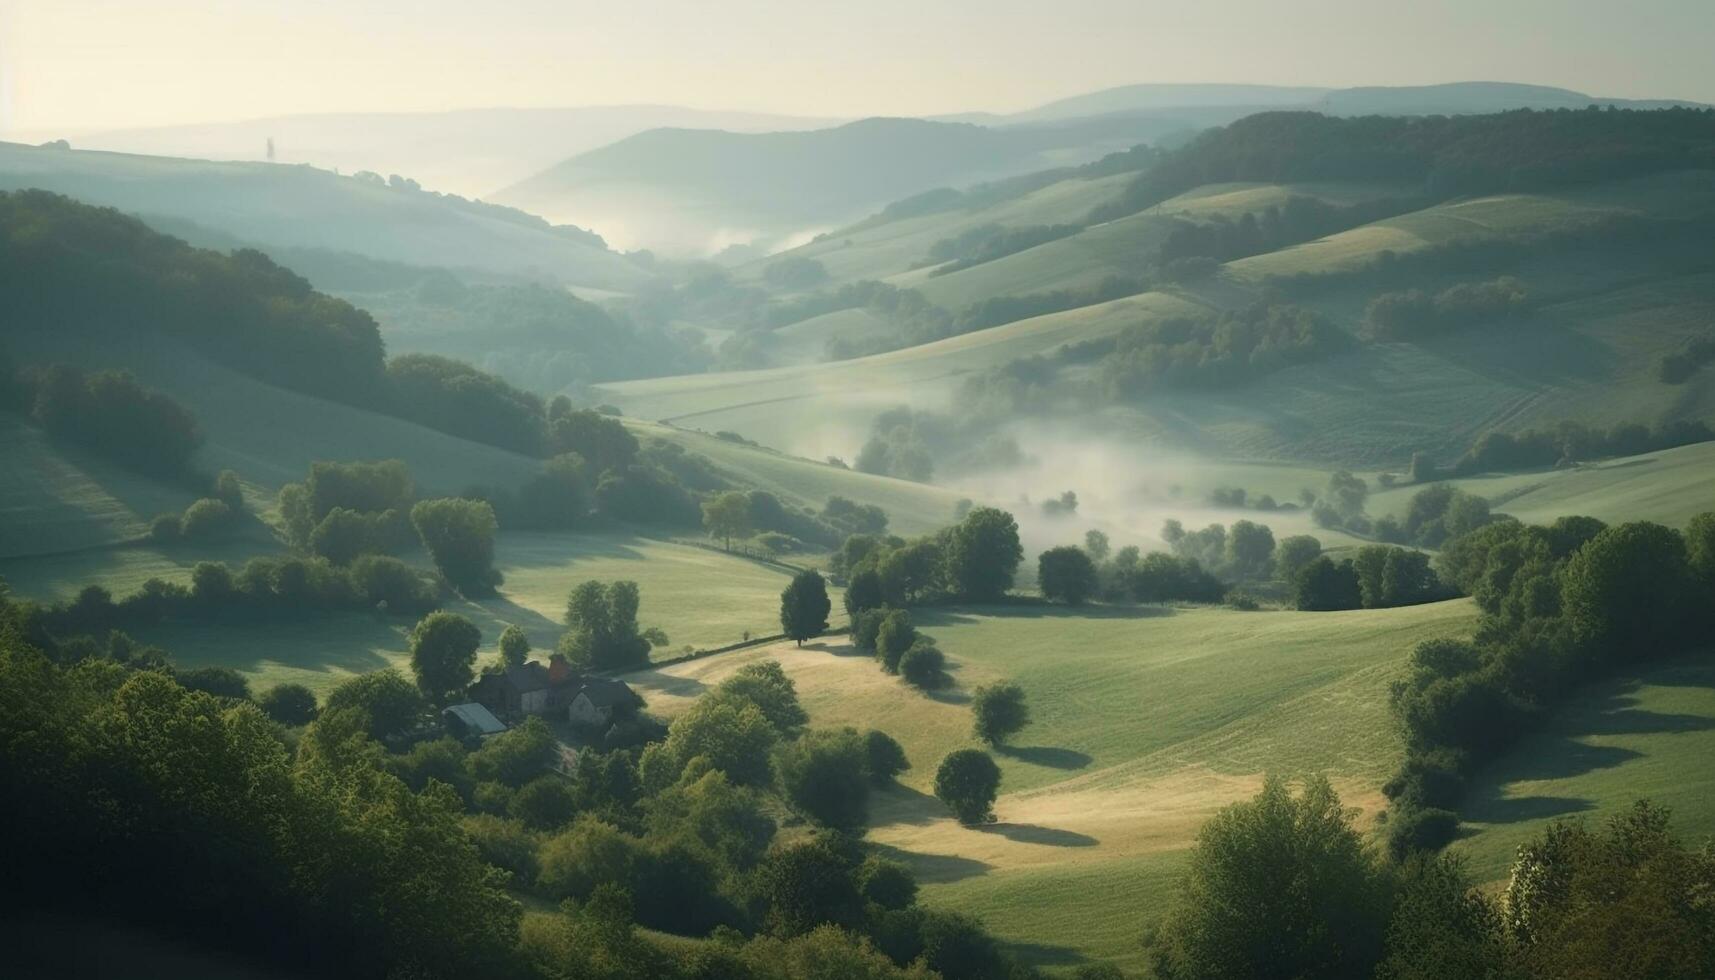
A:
1454,654,1715,885
105,532,809,698
623,598,1478,971
1371,440,1715,530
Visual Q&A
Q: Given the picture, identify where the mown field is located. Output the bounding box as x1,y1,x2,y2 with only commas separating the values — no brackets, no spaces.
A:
624,599,1480,971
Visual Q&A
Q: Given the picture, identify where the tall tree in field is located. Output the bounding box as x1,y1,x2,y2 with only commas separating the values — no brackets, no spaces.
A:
410,611,482,704
702,491,753,551
498,624,531,668
559,580,661,671
934,749,1001,825
780,570,831,646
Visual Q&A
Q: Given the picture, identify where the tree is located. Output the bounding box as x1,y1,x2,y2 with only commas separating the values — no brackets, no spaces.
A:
498,624,531,669
843,568,885,620
1275,535,1323,585
1038,546,1098,605
760,835,864,936
780,570,831,646
509,775,579,831
410,497,500,596
874,610,918,674
1561,521,1692,655
1147,775,1393,980
1084,529,1111,563
410,611,482,704
934,749,1001,825
864,730,910,786
899,638,949,690
1225,520,1276,580
558,580,656,671
258,683,319,725
776,728,870,830
943,507,1023,601
178,498,234,540
323,668,426,738
1376,855,1509,980
715,660,808,736
702,491,752,551
662,696,778,787
1295,556,1362,611
971,682,1030,745
176,665,251,700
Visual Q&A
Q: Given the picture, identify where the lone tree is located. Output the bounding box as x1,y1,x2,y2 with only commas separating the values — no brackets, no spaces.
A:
935,749,1002,825
411,497,500,596
410,611,482,703
1038,546,1098,605
971,682,1030,745
780,569,832,646
702,491,753,551
498,624,531,668
943,506,1024,601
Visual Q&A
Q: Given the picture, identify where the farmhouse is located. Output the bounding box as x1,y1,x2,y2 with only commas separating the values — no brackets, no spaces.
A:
470,654,640,726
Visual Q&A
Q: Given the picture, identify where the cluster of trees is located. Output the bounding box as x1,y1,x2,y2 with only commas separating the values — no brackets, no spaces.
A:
1292,545,1447,612
12,555,441,649
1144,775,1715,980
1382,484,1499,549
1162,519,1280,583
1092,304,1348,400
850,607,951,690
835,506,1025,609
0,189,386,404
8,362,202,477
1383,511,1715,858
853,407,1025,483
1362,276,1532,341
1431,417,1715,477
761,256,829,290
150,469,247,543
558,580,669,672
2,571,1051,980
1659,331,1715,383
1206,486,1292,511
922,222,1080,275
702,490,888,554
1095,107,1715,223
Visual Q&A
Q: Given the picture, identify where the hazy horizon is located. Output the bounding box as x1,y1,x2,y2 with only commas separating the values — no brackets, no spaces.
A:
5,0,1714,139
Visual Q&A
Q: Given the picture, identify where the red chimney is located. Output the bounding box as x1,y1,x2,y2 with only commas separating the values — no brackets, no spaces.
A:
548,654,573,685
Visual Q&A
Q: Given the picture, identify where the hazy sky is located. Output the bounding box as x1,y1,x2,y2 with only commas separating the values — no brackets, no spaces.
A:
4,0,1713,135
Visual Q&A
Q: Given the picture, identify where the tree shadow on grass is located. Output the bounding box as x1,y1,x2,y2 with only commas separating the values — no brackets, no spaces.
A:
977,823,1099,848
998,745,1093,770
868,843,993,884
868,784,949,828
1458,795,1595,833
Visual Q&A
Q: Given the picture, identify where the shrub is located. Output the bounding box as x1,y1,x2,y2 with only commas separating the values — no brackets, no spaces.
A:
508,776,579,832
177,498,234,540
899,639,949,690
175,665,251,700
864,730,910,785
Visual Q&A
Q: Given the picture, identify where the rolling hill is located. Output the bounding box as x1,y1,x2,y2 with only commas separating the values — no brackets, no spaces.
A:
622,599,1481,969
0,141,647,289
490,116,1198,254
34,105,838,200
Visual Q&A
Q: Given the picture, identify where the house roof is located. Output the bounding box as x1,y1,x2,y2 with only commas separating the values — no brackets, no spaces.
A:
577,678,636,709
503,662,551,694
443,702,507,736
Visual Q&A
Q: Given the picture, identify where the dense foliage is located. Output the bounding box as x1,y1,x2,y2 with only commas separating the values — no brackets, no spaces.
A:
15,363,202,477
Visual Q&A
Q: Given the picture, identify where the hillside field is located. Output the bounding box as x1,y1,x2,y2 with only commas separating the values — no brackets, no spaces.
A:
623,599,1479,970
78,533,814,698
1454,654,1715,885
